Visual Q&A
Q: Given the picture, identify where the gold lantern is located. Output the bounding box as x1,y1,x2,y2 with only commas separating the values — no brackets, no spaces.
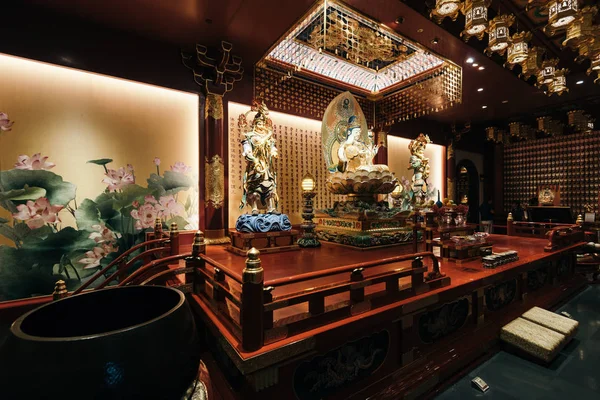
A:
520,47,546,80
536,59,559,89
485,14,515,56
430,0,463,24
563,6,598,49
506,31,532,68
460,0,491,42
545,0,579,36
548,68,569,96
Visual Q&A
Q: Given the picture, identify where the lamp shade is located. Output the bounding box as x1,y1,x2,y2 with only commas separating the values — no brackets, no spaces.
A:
461,0,491,42
548,0,578,29
485,14,515,56
302,173,316,192
430,0,463,24
507,31,532,66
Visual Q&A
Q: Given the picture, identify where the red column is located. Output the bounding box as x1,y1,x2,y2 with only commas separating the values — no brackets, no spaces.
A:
203,94,230,244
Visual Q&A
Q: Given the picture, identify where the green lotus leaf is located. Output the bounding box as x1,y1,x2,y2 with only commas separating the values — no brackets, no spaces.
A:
0,185,47,201
165,215,189,231
113,184,152,210
147,171,194,196
87,158,113,166
0,170,76,206
75,199,102,231
0,217,8,224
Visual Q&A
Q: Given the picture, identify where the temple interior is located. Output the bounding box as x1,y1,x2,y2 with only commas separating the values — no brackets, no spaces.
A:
2,0,600,399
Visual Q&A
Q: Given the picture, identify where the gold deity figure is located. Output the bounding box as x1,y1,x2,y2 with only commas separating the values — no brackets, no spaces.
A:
408,133,432,205
238,101,280,215
337,116,389,173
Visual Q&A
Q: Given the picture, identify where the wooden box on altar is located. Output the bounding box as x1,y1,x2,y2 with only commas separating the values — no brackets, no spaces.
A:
227,229,300,256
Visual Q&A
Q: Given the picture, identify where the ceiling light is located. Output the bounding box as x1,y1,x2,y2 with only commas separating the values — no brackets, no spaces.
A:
395,16,404,24
502,100,508,103
473,63,479,67
482,105,488,109
466,57,474,64
546,0,578,30
477,88,484,91
479,66,485,70
431,37,440,45
576,80,584,84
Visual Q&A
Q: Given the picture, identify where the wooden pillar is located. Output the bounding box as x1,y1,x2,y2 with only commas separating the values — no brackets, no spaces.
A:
446,140,456,201
203,94,230,244
182,41,243,245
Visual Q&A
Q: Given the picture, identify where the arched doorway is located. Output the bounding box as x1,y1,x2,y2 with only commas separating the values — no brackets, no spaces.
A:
456,160,479,224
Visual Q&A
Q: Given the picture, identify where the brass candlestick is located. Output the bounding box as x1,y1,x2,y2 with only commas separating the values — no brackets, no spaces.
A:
298,173,320,248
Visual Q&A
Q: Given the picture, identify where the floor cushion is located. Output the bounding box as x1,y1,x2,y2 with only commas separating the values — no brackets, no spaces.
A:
521,306,579,338
500,317,566,363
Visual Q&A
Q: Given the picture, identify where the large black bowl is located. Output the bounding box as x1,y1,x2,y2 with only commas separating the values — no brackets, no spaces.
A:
0,286,200,399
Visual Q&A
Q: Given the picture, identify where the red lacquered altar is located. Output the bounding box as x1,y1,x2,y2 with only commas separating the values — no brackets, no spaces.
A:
187,232,585,400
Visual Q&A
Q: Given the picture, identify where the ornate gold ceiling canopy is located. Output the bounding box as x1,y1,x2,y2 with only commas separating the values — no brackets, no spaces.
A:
261,0,460,96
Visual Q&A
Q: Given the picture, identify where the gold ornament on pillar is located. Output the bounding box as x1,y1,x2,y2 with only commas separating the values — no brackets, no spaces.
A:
205,93,224,120
205,154,224,209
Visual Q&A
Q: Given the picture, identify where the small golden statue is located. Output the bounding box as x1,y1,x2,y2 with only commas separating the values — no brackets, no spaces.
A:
238,101,279,215
408,133,432,205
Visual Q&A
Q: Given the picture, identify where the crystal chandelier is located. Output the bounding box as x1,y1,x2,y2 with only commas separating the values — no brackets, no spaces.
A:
547,68,569,96
506,32,532,68
460,0,491,42
545,0,579,36
430,0,463,24
485,14,515,56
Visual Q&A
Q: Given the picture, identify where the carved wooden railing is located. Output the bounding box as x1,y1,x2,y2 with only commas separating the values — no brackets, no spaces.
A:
507,216,572,239
187,248,447,352
72,219,180,295
544,224,585,252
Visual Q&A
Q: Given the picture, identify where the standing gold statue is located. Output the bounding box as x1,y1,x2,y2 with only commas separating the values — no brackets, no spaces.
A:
408,133,432,205
238,101,279,215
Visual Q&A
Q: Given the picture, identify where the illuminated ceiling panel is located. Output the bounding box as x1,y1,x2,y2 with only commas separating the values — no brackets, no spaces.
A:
264,0,446,94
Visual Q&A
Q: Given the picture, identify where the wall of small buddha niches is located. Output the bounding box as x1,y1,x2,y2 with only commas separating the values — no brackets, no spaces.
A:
228,102,343,227
255,66,375,127
503,131,600,216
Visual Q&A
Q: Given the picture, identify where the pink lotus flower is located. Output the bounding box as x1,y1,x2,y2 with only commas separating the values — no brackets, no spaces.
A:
14,153,56,170
78,242,119,269
144,195,157,204
102,166,135,192
153,157,161,166
131,203,158,230
0,112,14,131
170,161,192,174
157,195,185,219
12,197,64,229
79,247,106,269
88,223,121,244
132,200,140,208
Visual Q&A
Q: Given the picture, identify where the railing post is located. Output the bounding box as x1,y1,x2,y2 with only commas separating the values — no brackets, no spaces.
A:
169,222,179,256
350,268,365,303
188,231,205,286
52,280,68,301
507,213,514,236
213,268,225,303
154,218,163,241
411,256,424,291
242,248,264,351
576,214,583,226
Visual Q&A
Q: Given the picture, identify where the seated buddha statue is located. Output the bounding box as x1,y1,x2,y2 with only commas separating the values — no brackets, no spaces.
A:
337,117,389,174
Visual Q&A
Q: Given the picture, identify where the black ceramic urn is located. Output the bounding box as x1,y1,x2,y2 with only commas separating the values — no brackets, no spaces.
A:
0,285,200,399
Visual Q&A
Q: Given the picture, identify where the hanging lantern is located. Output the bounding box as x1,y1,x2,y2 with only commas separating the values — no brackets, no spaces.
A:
548,68,569,96
430,0,463,24
545,0,579,36
520,47,546,80
485,14,515,56
563,6,598,49
536,59,559,90
460,0,491,42
506,31,533,68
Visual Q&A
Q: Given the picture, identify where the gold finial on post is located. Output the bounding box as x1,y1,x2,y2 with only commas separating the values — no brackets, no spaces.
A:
52,280,68,301
576,214,584,226
192,230,206,256
507,212,514,222
154,217,163,234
